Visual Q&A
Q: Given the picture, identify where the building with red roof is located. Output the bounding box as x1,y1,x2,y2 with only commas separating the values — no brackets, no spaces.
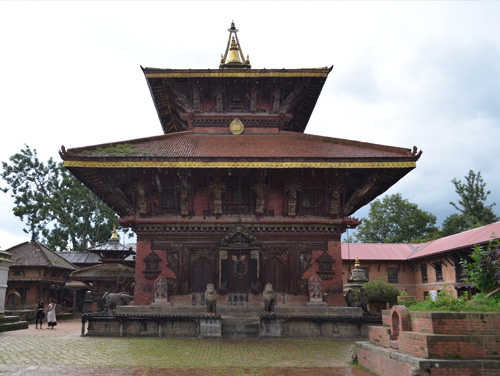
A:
342,221,500,300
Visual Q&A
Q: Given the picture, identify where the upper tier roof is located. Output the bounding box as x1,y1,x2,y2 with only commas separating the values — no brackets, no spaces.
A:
142,67,331,135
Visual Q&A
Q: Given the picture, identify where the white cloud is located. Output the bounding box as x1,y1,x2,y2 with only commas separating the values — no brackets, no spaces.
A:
1,1,500,246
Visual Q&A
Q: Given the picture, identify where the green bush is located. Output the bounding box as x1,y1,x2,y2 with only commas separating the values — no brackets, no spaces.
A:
363,279,401,303
405,290,500,312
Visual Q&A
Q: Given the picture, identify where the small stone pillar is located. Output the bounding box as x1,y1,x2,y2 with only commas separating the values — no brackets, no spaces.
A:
0,251,13,315
260,316,282,338
343,257,368,296
199,317,221,338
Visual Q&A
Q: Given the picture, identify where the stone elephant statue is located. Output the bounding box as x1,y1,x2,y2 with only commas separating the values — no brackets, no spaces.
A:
102,292,133,311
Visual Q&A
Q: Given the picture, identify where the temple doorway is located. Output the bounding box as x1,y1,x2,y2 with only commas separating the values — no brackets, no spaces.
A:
227,251,251,293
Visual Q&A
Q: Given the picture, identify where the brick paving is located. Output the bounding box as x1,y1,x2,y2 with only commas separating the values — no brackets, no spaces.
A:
0,319,374,376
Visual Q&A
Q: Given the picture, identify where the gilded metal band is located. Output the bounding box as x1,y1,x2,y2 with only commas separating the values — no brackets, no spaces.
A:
146,71,329,79
64,160,416,169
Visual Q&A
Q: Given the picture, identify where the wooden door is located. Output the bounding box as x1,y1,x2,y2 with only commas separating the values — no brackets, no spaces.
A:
263,256,286,293
192,257,214,293
227,251,251,293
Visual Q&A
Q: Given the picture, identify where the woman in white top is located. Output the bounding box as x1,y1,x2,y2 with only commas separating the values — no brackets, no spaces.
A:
46,298,57,329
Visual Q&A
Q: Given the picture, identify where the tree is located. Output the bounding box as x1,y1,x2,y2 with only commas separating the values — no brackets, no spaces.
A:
1,145,119,252
354,193,438,243
461,239,500,297
442,170,499,236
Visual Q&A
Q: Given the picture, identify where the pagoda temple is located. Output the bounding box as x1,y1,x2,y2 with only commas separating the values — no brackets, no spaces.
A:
61,22,421,307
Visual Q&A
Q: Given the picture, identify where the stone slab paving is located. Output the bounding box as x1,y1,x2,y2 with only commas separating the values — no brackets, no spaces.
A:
0,319,374,376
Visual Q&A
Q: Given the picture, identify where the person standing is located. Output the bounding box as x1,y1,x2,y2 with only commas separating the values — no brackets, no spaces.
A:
35,299,44,329
46,298,57,329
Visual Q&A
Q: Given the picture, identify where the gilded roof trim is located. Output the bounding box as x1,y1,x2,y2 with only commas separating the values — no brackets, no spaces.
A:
64,161,416,169
145,71,330,79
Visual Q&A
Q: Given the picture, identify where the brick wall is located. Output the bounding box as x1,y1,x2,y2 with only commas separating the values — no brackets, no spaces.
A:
369,326,391,347
398,331,500,359
134,240,154,305
357,347,414,376
410,312,500,335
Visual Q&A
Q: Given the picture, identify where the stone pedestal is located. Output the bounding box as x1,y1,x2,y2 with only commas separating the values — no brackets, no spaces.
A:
260,317,282,338
0,251,13,315
150,299,172,307
199,317,221,338
306,301,327,307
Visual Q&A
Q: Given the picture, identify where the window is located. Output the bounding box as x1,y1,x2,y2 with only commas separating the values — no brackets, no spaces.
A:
421,264,428,283
387,267,398,283
299,188,324,215
226,178,252,214
360,267,369,281
158,188,177,214
434,263,443,282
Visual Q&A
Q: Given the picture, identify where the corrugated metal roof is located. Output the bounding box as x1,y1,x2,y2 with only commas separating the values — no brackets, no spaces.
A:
63,131,417,161
57,252,101,265
408,221,500,260
341,243,418,261
342,221,500,261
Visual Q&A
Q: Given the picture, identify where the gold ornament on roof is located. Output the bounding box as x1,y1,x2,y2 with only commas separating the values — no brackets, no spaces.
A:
229,118,245,135
111,225,118,240
220,21,251,69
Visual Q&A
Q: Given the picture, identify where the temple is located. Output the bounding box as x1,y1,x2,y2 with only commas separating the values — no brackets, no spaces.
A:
60,22,421,308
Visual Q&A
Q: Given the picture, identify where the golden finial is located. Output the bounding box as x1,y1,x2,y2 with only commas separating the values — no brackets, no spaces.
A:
110,225,118,240
227,37,242,64
220,21,251,69
354,257,360,268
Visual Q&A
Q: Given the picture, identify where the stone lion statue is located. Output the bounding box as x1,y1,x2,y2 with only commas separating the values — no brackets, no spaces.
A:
263,283,276,314
102,292,133,312
205,283,217,316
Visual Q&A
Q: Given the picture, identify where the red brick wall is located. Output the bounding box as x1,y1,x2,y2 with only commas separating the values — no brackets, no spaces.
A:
410,312,500,335
357,348,414,376
369,326,391,347
431,368,500,376
134,240,153,305
426,335,500,359
396,328,500,360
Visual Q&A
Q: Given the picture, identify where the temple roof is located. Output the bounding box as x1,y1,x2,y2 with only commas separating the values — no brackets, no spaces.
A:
62,131,420,167
71,263,135,281
6,241,76,271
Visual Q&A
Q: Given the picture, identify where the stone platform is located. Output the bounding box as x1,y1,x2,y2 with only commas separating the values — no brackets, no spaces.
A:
81,302,381,339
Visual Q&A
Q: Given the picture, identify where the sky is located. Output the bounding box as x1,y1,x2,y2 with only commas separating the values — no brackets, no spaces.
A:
1,1,500,250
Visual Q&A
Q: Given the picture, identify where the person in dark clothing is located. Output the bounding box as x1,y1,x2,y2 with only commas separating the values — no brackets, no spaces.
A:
35,299,45,329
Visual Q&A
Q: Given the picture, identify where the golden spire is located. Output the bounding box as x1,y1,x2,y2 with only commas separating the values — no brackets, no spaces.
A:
110,225,118,240
220,21,251,69
354,257,360,268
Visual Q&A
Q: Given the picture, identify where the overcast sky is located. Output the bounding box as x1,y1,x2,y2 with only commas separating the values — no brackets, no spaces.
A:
1,1,499,250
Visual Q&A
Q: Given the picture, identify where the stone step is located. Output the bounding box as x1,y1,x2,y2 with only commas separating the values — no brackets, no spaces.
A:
0,315,23,324
221,317,260,339
0,320,29,333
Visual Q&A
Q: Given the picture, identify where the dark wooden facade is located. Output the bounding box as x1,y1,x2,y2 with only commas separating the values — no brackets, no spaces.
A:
61,23,421,306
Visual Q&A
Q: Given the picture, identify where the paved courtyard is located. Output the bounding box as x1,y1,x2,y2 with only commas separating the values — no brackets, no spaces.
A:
0,319,374,376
